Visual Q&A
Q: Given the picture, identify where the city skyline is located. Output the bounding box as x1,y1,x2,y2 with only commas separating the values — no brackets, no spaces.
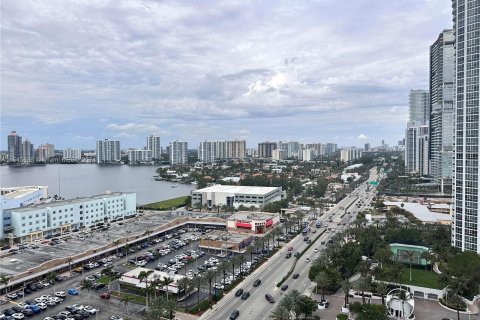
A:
1,0,452,149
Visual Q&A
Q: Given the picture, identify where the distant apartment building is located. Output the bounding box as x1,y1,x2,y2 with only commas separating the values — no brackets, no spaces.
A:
146,135,161,160
96,139,121,164
258,142,277,158
198,140,246,163
127,149,152,164
226,140,246,159
429,29,454,194
277,141,300,158
2,192,136,242
364,143,370,152
63,148,82,161
305,143,326,156
409,89,430,123
340,148,363,162
36,143,55,162
7,131,22,162
246,148,258,157
299,148,315,162
272,149,287,161
405,122,429,175
325,143,338,154
170,140,188,165
21,139,35,163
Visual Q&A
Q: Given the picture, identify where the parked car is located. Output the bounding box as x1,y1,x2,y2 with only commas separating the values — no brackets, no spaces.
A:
253,279,261,287
281,285,289,291
292,273,300,279
100,292,111,299
55,291,66,298
67,288,79,295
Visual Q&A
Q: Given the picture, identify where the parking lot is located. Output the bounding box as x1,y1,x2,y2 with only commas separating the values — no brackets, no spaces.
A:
1,223,278,320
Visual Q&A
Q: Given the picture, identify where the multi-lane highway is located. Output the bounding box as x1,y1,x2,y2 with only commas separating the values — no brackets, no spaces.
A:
201,167,380,320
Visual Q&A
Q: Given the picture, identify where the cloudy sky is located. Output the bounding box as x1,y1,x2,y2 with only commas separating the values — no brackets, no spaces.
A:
1,0,452,150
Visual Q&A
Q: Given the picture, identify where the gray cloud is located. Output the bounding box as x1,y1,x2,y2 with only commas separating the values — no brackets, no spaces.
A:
1,0,452,147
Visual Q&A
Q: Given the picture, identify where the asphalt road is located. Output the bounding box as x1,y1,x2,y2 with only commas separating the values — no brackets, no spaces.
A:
200,167,379,320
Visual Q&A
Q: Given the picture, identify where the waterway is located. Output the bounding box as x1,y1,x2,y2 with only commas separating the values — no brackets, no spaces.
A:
0,164,195,205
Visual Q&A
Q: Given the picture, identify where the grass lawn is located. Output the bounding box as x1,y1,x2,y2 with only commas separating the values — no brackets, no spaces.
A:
141,196,189,210
97,275,113,284
400,267,443,289
111,291,146,304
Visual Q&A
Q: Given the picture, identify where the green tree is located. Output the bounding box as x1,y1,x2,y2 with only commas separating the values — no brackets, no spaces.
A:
192,275,205,306
315,271,331,302
341,279,352,307
47,272,57,295
80,280,93,301
401,250,416,282
354,277,371,304
297,295,317,318
0,274,11,294
121,294,134,316
376,281,388,305
138,270,154,308
269,306,290,320
161,276,174,300
204,270,217,304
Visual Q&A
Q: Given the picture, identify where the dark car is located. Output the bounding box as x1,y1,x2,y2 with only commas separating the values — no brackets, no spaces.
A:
100,292,111,299
22,309,34,317
294,252,300,257
292,273,300,279
230,310,240,320
281,285,289,291
12,306,24,313
320,241,325,245
286,252,292,258
328,239,334,244
253,279,261,287
241,291,250,300
235,289,244,297
94,283,106,291
3,309,15,316
27,284,38,292
265,293,275,303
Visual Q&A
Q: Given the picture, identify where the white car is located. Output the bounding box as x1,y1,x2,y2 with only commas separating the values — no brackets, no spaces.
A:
83,306,99,314
12,314,25,319
34,297,46,303
55,291,67,297
305,257,311,263
37,302,48,310
45,300,56,306
52,297,63,303
135,260,147,267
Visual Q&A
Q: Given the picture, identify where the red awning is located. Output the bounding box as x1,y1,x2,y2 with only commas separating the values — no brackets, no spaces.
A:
236,222,251,228
266,219,273,227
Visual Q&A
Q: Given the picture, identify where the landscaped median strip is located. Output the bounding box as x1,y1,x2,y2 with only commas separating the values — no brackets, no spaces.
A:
276,229,326,288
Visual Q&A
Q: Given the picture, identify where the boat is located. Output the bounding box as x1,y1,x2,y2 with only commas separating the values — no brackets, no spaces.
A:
153,176,163,181
171,185,179,188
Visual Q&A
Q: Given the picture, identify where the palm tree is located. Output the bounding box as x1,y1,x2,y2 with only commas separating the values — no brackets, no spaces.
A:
138,270,154,308
162,276,174,300
273,227,283,248
315,272,330,302
341,279,351,307
402,250,416,282
236,255,245,276
113,239,122,254
66,257,73,274
229,257,236,280
354,277,371,304
269,306,290,320
47,272,57,295
218,261,229,289
121,294,134,316
124,243,130,259
246,245,255,266
204,270,217,304
80,280,93,301
0,274,11,294
192,275,205,306
150,277,162,299
264,233,273,252
177,277,191,310
376,281,388,305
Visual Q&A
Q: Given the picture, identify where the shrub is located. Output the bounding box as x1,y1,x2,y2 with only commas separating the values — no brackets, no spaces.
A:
188,300,210,313
336,314,348,320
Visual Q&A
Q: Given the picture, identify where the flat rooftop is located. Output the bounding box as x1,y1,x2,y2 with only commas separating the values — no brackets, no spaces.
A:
7,192,135,212
228,211,278,221
203,230,252,242
1,186,47,200
384,201,452,223
194,185,279,194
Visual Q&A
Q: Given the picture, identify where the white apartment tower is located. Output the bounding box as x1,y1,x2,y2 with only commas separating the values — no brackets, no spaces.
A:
170,140,188,165
429,29,455,193
96,139,121,164
146,135,161,160
63,148,82,161
452,0,480,253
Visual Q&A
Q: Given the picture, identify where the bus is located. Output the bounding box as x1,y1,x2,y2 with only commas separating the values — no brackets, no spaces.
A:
315,221,322,228
302,226,311,235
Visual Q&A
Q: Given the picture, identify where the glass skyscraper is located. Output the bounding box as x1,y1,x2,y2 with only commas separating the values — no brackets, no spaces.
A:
452,0,480,253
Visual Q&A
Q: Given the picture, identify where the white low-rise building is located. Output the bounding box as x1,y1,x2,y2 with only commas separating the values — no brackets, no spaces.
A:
226,211,280,234
120,267,184,294
191,185,282,209
3,192,136,242
127,149,152,164
0,186,49,239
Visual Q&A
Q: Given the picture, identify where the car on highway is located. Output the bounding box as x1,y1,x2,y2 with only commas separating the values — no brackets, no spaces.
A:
281,285,288,291
292,273,299,279
294,252,300,257
265,294,275,303
320,241,325,245
286,252,292,258
230,310,240,320
253,279,261,287
305,257,311,263
235,289,244,297
67,288,79,295
241,291,250,300
287,247,293,251
314,248,319,252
